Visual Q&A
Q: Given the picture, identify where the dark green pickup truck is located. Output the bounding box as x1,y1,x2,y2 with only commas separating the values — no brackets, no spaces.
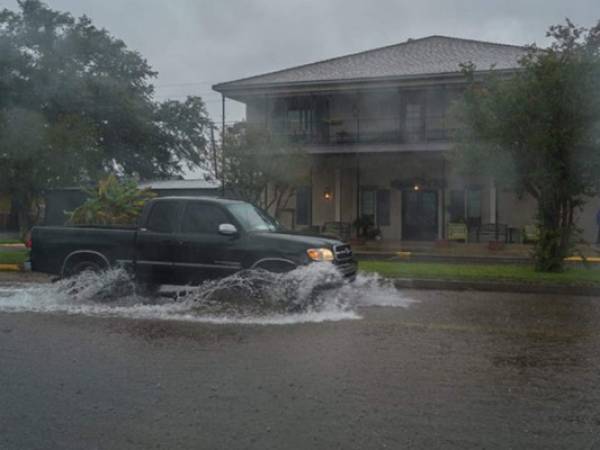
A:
30,197,357,285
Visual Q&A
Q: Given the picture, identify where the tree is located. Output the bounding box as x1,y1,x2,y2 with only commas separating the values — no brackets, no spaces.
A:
222,123,309,217
0,1,212,231
68,175,156,225
454,20,600,272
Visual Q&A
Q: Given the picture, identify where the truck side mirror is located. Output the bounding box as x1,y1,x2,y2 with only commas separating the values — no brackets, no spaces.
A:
218,223,238,236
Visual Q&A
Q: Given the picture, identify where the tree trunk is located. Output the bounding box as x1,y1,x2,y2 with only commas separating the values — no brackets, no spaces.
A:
533,195,574,272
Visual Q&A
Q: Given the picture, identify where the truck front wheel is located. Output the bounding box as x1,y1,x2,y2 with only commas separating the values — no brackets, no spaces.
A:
253,260,297,273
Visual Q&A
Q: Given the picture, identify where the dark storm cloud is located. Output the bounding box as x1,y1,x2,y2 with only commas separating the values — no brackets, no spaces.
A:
4,0,599,123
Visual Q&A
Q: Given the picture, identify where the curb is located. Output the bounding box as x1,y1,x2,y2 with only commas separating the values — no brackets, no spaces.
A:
0,264,21,272
393,278,600,297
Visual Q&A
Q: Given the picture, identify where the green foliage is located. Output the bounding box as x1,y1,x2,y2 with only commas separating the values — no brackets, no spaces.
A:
222,123,309,216
68,176,156,225
454,19,600,272
0,1,211,231
352,215,381,239
0,250,28,265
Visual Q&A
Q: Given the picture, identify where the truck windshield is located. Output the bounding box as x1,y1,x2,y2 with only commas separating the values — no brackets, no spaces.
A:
226,203,280,232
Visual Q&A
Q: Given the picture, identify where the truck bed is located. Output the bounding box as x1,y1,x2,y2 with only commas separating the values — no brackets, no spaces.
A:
31,226,138,276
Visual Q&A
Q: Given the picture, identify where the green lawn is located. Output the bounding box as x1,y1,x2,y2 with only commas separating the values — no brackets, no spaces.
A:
0,250,28,265
359,260,600,286
0,239,22,245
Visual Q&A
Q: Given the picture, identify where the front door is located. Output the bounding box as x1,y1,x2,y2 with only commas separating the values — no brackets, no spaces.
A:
402,190,438,241
135,200,184,284
171,201,244,284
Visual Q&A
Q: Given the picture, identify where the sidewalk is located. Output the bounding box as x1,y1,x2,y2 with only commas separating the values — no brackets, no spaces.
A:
353,240,600,265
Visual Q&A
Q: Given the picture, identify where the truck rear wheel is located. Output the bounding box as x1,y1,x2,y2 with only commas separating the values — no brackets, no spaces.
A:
63,255,108,278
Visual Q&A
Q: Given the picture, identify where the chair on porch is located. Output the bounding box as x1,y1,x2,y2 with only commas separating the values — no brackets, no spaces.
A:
523,224,540,244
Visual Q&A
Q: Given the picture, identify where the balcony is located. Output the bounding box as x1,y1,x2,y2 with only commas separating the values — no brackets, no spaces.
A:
275,115,455,146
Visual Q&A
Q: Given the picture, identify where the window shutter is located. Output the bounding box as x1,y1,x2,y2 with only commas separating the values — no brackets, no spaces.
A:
376,190,391,226
295,186,311,226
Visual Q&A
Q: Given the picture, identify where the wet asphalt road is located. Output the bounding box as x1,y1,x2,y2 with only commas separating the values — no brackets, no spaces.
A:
2,288,600,450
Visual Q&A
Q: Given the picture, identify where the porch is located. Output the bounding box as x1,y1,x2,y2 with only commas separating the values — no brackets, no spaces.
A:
303,151,524,243
285,150,600,246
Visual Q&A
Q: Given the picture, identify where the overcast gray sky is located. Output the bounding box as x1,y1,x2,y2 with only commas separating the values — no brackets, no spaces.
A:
2,0,599,124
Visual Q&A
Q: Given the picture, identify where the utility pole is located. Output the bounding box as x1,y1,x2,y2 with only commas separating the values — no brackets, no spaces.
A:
210,125,218,180
221,94,226,197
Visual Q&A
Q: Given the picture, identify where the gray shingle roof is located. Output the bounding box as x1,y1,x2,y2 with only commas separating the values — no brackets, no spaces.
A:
138,179,221,190
214,35,527,91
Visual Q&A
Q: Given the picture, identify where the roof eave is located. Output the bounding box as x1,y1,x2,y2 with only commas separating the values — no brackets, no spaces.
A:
213,67,520,101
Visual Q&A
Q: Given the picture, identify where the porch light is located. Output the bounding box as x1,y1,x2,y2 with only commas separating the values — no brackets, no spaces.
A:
323,188,333,200
413,184,420,191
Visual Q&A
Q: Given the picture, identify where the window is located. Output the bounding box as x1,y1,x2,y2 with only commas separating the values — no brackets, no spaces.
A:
227,203,279,232
147,201,180,233
376,190,391,227
404,91,424,143
287,108,312,136
295,186,312,226
467,189,482,224
182,203,229,234
426,88,449,141
449,190,465,222
360,189,376,224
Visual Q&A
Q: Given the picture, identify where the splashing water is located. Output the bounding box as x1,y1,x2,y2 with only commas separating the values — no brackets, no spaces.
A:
0,264,414,325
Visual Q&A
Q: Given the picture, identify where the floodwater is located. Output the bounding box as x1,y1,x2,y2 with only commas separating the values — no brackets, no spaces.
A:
0,264,414,324
1,268,600,449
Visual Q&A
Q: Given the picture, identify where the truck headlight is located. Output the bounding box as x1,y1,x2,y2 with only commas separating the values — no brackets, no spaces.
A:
306,248,334,262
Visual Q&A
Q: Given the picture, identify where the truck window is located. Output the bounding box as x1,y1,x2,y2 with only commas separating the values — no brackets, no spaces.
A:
147,201,179,233
182,203,230,234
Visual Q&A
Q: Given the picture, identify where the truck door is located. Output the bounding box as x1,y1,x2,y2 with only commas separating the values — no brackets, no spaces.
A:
135,200,183,284
172,201,245,284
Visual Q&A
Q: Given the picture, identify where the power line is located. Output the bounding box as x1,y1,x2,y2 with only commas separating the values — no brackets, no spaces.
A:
154,81,218,88
154,89,220,95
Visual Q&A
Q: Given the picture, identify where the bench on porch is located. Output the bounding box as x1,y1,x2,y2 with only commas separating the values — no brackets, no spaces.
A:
447,223,468,242
476,223,508,243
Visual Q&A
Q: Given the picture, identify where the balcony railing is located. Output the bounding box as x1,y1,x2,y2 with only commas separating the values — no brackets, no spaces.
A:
273,116,455,146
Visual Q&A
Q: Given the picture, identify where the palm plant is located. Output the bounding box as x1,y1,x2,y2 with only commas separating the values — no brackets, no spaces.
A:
68,175,156,225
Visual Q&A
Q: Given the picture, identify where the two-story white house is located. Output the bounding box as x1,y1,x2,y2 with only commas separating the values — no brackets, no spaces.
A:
213,36,600,243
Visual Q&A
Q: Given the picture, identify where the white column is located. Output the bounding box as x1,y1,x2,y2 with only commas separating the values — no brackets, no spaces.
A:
438,189,444,239
490,182,497,224
335,168,342,222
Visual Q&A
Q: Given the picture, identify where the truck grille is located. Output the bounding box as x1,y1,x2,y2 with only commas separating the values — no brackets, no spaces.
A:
333,244,353,262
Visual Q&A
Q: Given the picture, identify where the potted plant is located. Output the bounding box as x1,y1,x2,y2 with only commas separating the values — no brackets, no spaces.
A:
353,215,382,241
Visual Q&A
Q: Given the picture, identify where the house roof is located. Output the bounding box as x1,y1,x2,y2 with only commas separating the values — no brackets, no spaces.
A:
48,178,222,192
214,35,528,93
138,179,221,190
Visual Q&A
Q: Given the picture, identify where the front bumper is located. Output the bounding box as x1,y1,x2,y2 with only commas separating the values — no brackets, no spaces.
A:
334,259,358,280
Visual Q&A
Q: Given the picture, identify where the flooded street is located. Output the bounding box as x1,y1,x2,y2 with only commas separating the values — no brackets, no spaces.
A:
1,272,600,449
